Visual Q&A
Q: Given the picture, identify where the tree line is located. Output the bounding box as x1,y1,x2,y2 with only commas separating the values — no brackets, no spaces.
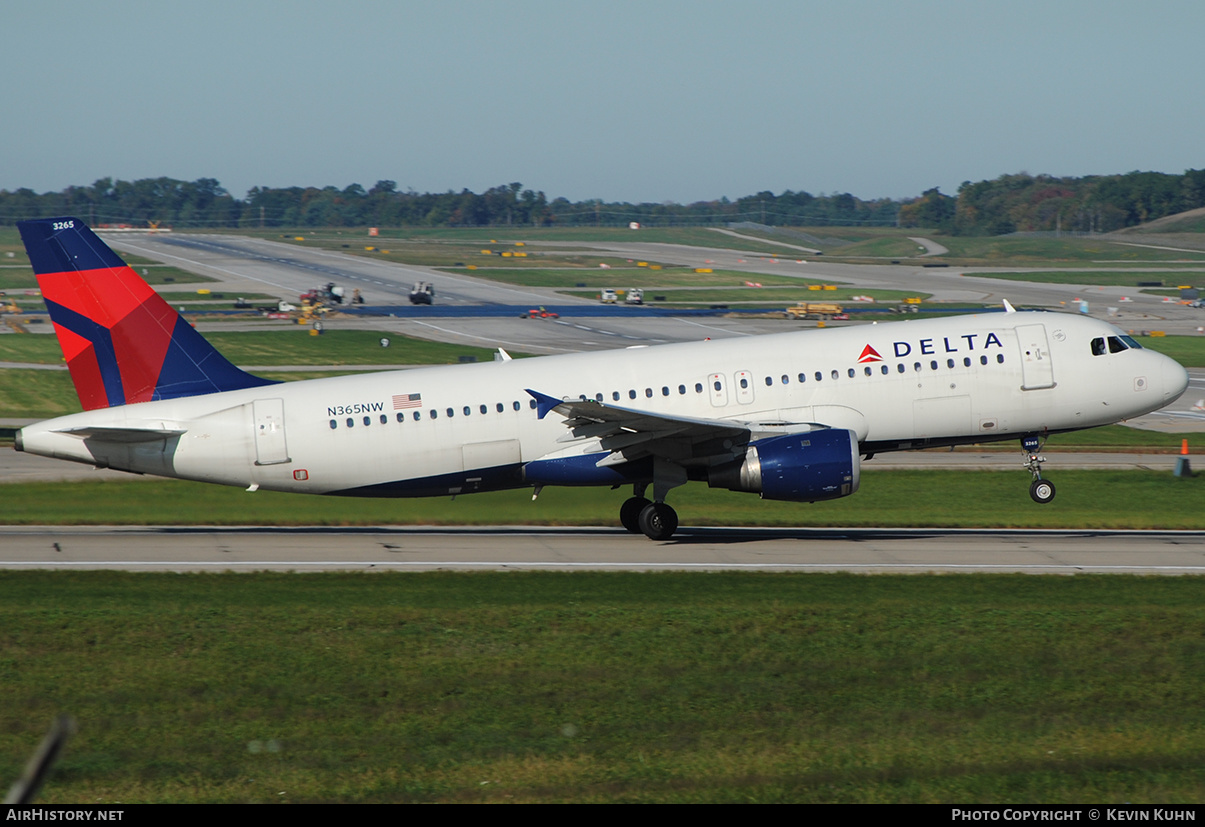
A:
899,170,1205,235
1,169,1202,234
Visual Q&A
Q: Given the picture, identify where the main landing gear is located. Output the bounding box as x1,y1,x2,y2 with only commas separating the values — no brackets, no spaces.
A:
619,488,679,540
1022,434,1056,504
619,467,684,540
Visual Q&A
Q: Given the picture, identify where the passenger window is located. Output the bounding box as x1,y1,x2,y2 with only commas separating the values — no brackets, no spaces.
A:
897,364,905,373
764,376,772,387
446,408,454,418
963,358,971,367
380,414,387,424
980,355,988,365
831,370,839,380
363,416,371,426
930,361,938,371
662,386,670,396
513,401,521,411
678,385,686,394
739,378,748,389
914,362,922,372
529,400,537,409
996,354,1004,363
847,368,855,378
397,413,405,422
880,365,888,375
815,371,823,382
798,373,806,383
947,359,955,369
630,390,637,399
864,367,872,376
695,383,703,393
480,405,488,414
612,391,620,401
346,418,354,428
496,402,504,412
464,406,471,416
329,419,337,429
781,375,789,384
413,411,421,421
430,410,438,420
645,388,653,398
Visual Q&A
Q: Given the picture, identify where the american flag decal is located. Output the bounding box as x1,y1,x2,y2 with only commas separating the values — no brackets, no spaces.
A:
393,393,422,409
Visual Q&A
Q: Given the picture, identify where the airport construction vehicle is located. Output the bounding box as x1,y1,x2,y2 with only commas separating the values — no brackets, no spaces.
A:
409,281,434,305
786,301,844,320
600,289,617,304
301,282,345,308
624,288,645,305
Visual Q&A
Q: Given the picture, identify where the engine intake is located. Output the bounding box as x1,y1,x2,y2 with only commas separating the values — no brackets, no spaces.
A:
707,428,860,502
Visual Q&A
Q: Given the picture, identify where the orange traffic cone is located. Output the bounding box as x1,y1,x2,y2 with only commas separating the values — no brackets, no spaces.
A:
1175,440,1192,477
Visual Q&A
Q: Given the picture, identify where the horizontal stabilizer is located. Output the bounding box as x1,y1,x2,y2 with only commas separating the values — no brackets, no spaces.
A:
55,426,187,443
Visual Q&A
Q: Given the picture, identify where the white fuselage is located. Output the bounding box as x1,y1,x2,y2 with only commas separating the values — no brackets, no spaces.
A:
16,311,1190,497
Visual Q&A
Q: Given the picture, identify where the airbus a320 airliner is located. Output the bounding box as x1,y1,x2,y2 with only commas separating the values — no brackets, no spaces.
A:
13,218,1191,539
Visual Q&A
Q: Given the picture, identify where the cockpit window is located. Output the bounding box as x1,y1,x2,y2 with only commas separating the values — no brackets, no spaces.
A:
1108,336,1127,353
1091,337,1106,356
1120,335,1143,349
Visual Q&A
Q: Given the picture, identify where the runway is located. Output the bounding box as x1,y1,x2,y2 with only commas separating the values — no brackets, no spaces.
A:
1,525,1203,574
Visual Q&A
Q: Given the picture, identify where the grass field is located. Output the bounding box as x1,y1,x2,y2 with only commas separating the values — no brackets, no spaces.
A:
268,225,795,256
1,470,1200,529
2,571,1203,803
973,270,1205,288
439,266,821,288
919,236,1205,265
1137,335,1205,367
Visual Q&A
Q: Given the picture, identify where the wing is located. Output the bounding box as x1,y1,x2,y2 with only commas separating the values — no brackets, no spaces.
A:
526,388,813,468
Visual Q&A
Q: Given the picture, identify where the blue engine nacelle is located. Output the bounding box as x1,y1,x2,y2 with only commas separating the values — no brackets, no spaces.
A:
707,428,860,502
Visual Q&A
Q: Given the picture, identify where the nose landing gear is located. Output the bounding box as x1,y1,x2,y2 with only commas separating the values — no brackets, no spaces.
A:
1022,434,1055,504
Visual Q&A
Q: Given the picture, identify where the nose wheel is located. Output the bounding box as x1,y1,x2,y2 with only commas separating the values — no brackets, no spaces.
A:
1029,478,1056,504
1022,435,1055,504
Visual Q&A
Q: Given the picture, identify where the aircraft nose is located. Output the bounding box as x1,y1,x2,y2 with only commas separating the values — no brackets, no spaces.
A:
1162,355,1190,402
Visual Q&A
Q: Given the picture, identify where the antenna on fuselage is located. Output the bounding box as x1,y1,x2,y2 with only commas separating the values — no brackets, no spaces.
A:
1002,299,1017,313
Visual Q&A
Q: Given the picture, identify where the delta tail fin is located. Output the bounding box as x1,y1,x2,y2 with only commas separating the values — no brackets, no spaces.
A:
17,217,276,410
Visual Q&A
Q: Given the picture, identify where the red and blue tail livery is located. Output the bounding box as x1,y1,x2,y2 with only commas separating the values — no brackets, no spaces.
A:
17,217,275,410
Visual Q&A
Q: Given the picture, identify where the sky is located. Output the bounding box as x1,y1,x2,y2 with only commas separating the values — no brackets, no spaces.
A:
3,0,1204,204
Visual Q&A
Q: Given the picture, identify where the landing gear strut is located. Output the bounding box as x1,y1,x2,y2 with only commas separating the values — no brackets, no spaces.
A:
1022,435,1055,504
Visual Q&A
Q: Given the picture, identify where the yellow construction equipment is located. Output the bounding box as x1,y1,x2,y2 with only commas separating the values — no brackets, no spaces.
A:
786,302,843,320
